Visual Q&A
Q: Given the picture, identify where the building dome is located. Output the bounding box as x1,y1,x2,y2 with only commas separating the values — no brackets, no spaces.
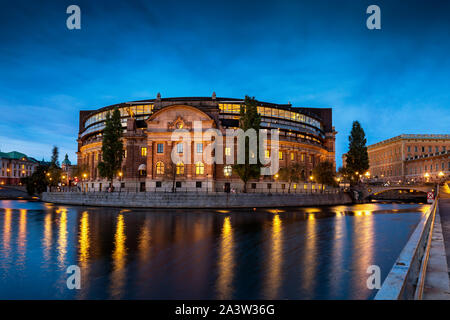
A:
62,154,71,166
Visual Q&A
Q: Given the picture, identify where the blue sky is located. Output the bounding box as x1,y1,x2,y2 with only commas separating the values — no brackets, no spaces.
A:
0,0,449,166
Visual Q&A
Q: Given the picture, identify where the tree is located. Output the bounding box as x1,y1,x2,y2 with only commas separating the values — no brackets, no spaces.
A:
313,161,336,193
345,121,369,185
22,165,49,195
163,161,180,193
50,146,60,168
232,96,262,193
279,162,305,193
98,108,124,189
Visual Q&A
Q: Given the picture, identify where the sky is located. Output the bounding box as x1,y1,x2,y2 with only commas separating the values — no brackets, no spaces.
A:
0,0,449,167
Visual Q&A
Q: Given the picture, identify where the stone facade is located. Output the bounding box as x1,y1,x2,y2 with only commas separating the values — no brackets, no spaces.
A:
368,134,450,182
77,95,336,192
42,191,351,208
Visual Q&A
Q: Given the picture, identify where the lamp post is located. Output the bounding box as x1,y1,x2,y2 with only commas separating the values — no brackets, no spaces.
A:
82,173,88,192
118,171,123,192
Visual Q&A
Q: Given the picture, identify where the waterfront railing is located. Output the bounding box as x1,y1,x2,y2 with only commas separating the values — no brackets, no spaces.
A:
374,186,439,300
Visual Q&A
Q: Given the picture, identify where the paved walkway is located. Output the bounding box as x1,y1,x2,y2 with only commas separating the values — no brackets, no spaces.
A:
439,183,450,273
423,182,450,299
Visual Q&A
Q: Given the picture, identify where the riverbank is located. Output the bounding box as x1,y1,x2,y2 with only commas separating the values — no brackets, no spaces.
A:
0,186,35,200
41,191,352,208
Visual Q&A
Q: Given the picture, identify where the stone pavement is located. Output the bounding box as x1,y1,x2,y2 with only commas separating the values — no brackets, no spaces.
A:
423,182,450,299
439,183,450,274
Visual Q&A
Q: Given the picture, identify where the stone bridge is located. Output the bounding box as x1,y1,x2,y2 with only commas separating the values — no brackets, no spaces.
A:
358,184,435,199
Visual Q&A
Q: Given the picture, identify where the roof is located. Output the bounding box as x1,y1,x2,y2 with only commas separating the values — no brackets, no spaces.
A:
368,134,450,149
0,151,39,162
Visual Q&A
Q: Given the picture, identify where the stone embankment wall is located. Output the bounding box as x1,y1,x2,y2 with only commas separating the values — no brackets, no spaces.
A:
41,191,352,208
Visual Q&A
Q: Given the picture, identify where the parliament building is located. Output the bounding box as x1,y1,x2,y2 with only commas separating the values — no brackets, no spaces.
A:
77,94,336,192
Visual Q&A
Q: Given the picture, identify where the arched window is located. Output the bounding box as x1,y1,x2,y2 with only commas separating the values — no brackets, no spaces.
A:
195,162,204,175
224,165,232,177
176,162,184,175
156,161,164,175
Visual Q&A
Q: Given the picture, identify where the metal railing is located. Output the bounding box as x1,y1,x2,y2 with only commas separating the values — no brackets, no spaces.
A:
374,186,439,300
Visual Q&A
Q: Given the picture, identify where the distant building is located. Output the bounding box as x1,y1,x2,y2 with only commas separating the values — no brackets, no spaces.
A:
368,134,450,182
61,153,74,185
0,151,40,185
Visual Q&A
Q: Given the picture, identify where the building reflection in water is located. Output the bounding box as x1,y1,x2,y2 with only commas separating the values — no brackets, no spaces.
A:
17,209,27,267
263,214,283,299
57,208,68,269
216,216,235,299
110,214,127,299
43,212,52,262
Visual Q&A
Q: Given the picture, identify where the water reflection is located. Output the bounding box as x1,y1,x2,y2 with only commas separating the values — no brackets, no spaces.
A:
57,209,68,268
264,214,283,299
17,209,27,267
110,214,127,299
300,213,317,296
43,212,52,262
0,200,428,299
1,208,12,271
216,216,234,299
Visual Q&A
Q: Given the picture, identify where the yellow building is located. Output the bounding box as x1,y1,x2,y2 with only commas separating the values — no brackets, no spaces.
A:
368,134,450,182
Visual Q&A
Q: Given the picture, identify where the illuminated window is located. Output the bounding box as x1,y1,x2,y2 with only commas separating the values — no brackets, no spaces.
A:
197,143,203,153
141,147,147,157
225,147,231,156
293,183,297,189
157,143,164,153
224,165,232,177
291,153,294,160
265,150,270,159
176,162,184,175
156,162,164,175
177,143,183,153
195,162,205,175
301,154,305,161
279,151,283,160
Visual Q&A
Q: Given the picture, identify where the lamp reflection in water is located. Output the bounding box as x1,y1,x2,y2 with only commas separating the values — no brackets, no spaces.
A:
263,214,283,299
17,209,27,267
350,206,375,297
216,216,235,299
77,211,90,298
57,208,68,269
43,212,52,262
300,213,317,295
1,208,12,270
110,214,127,299
329,210,346,297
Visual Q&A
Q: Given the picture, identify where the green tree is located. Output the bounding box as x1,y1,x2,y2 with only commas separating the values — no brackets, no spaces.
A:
98,108,124,189
279,162,305,193
232,96,262,193
313,161,336,193
50,146,59,168
22,165,49,195
345,121,369,184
